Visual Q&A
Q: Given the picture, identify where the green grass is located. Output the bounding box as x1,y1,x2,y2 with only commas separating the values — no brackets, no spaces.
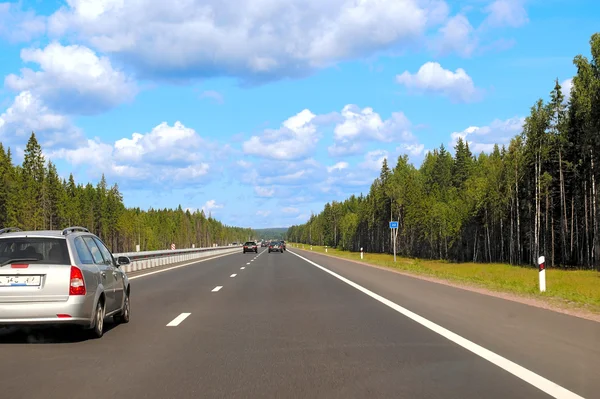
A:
290,243,600,313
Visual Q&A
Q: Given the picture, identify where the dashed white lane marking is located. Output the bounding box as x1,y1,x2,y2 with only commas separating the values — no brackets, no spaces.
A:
289,250,585,399
212,286,223,292
247,262,250,265
166,313,191,327
230,274,237,278
241,267,245,270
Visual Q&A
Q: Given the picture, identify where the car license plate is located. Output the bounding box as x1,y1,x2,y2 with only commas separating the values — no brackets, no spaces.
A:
0,275,41,287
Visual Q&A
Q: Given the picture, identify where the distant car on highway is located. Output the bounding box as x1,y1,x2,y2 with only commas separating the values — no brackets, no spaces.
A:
0,226,131,339
243,241,258,253
261,241,268,247
268,241,284,253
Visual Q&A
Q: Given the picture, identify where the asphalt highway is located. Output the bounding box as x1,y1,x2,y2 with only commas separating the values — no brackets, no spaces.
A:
0,247,596,398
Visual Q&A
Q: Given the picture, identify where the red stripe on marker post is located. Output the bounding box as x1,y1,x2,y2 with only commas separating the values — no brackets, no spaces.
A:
538,256,546,292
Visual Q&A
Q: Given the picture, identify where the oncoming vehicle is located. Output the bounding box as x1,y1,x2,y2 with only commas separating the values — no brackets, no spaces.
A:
243,241,258,253
268,241,284,253
0,226,131,339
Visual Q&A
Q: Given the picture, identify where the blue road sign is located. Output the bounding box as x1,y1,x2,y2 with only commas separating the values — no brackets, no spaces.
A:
389,221,398,229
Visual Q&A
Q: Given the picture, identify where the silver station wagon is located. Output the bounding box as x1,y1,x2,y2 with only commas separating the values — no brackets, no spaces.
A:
0,226,131,338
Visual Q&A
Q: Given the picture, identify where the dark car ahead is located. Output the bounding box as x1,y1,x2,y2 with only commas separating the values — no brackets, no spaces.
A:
268,241,283,253
243,241,258,253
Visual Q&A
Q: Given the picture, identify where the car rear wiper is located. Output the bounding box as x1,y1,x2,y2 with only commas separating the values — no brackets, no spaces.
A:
0,258,39,267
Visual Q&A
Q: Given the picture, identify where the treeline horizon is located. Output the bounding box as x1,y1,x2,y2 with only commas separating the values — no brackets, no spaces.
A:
288,33,600,270
0,134,253,252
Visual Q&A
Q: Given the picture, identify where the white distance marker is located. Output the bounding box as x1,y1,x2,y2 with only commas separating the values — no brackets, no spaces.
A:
211,286,223,292
166,313,191,327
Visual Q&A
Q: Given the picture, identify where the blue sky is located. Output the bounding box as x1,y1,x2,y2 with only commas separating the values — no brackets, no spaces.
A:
0,0,598,229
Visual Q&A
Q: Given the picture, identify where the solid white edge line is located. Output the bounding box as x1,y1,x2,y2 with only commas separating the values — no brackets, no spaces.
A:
288,250,585,399
212,286,223,292
129,251,238,280
230,274,237,277
166,312,191,327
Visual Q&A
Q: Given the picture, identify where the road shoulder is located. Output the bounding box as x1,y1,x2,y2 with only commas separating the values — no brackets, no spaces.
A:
291,247,600,323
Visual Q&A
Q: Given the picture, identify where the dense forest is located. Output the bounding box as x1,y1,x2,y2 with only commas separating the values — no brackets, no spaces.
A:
254,228,288,240
0,134,253,252
288,33,600,270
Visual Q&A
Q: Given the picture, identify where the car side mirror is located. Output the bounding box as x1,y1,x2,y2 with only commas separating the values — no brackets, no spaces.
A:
117,256,131,266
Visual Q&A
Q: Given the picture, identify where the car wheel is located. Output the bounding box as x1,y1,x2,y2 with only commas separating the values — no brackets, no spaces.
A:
89,300,105,339
114,291,130,324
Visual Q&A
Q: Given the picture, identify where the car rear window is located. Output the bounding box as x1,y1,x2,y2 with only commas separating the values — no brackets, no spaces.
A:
0,237,70,265
244,242,255,245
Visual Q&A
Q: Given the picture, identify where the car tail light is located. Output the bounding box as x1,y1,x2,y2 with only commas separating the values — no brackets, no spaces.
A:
69,266,86,296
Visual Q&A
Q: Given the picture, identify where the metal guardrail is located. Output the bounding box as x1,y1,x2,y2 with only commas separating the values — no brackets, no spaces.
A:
114,245,243,274
115,245,242,260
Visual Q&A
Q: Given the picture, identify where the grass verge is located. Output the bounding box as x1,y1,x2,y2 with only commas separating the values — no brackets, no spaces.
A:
289,243,600,314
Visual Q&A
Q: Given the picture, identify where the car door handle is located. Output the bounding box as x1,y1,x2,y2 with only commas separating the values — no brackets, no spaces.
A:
101,272,106,278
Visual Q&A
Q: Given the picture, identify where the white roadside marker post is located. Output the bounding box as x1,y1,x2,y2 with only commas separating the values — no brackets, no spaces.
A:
325,246,328,253
360,247,364,260
538,256,546,292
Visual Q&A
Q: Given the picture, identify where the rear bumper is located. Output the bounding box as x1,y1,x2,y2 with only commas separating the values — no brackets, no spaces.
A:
0,296,92,326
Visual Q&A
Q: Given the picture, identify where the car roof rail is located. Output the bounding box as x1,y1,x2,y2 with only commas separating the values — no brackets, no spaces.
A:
0,227,22,235
62,226,90,235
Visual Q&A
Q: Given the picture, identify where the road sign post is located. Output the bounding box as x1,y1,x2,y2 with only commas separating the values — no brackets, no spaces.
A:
170,243,176,250
538,256,546,292
389,221,399,262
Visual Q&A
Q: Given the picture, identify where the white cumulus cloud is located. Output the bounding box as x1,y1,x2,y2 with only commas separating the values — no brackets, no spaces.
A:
46,0,450,83
360,150,389,171
396,62,481,103
5,42,137,115
49,121,222,189
561,78,573,102
202,199,223,214
0,91,84,149
328,105,417,157
327,162,349,173
243,109,321,161
450,117,525,154
432,14,477,57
